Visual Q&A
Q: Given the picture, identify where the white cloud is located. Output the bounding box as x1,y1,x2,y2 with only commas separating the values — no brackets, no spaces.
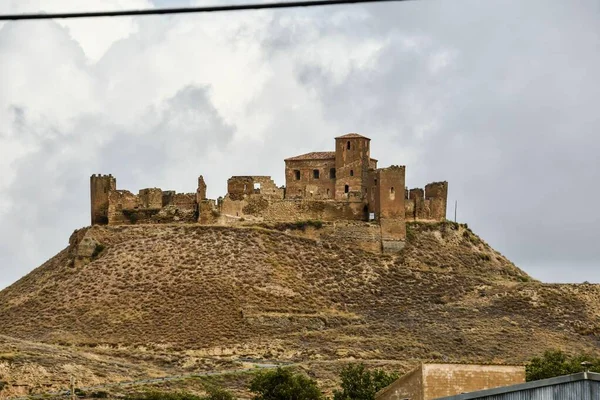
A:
0,0,599,289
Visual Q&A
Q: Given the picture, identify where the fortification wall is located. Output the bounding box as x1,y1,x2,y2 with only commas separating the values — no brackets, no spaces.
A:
405,181,448,221
219,196,367,223
227,176,284,201
107,189,197,225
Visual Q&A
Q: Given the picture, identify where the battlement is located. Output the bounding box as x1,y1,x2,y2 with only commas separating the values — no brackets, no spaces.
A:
90,134,448,253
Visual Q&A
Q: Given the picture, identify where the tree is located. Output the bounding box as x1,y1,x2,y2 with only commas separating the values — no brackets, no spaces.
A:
526,350,600,381
249,367,323,400
332,364,398,400
203,386,235,400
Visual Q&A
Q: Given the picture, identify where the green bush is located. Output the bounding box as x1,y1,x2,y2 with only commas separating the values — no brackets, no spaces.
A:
526,350,600,381
332,363,398,400
203,386,235,400
125,391,202,400
249,367,323,400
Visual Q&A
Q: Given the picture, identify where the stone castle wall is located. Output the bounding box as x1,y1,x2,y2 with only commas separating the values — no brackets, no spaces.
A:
90,134,448,253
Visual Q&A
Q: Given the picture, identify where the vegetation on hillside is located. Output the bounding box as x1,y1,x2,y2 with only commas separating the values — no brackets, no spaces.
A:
2,223,600,395
249,367,323,400
332,364,398,400
526,350,600,381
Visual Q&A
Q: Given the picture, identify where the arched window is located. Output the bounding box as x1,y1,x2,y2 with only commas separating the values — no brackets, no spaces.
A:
389,186,395,200
344,185,349,193
347,141,351,150
350,169,354,177
390,187,395,193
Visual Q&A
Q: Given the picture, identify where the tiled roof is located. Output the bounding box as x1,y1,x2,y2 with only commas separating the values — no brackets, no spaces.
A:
284,151,336,161
335,133,370,140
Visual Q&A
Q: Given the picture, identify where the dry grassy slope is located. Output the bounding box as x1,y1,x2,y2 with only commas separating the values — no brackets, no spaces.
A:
1,222,600,367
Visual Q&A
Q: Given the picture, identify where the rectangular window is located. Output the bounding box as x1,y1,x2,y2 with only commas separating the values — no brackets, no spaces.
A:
294,170,300,180
330,168,336,179
313,169,320,179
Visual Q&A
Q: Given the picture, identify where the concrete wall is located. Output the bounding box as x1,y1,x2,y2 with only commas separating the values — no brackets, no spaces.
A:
376,365,424,400
423,364,525,400
376,364,525,400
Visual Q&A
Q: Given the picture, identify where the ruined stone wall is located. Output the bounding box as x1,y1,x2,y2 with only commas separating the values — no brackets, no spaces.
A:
374,166,406,248
139,188,163,209
405,181,448,221
228,176,284,201
334,137,371,200
285,159,336,200
219,196,366,223
105,187,197,225
90,174,116,225
422,364,525,400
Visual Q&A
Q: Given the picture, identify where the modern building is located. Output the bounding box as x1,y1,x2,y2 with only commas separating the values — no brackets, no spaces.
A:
375,363,526,400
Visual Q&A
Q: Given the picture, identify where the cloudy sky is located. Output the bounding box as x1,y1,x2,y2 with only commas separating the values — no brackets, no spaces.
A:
0,0,598,289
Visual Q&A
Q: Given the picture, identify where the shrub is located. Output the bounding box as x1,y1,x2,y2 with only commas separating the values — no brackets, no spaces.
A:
249,367,323,400
526,350,600,381
332,363,398,400
125,391,202,400
91,244,105,259
203,386,235,400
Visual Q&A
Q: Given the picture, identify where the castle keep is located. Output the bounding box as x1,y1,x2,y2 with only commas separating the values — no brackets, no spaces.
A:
91,133,448,252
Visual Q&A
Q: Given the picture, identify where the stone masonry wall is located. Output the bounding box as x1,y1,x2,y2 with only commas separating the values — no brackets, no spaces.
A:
285,159,336,200
219,196,366,223
405,181,448,221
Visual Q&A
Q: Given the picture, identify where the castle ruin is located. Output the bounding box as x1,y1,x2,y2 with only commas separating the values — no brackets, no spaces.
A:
91,133,448,252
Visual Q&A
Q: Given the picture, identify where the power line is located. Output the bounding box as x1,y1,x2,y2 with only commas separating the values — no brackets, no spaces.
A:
0,0,414,21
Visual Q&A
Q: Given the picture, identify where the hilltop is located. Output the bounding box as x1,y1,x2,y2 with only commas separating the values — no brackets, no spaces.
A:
1,222,600,395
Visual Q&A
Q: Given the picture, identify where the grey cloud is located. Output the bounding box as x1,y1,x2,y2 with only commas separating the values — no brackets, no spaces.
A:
257,0,600,282
0,85,234,288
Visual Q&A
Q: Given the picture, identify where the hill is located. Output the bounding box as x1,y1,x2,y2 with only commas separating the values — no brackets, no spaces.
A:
1,222,600,395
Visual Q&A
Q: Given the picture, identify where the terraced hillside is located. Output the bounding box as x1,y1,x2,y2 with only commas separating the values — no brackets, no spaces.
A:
1,222,600,395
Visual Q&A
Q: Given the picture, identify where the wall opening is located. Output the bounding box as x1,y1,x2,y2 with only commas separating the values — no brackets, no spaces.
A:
374,178,377,186
344,184,349,193
294,170,300,180
390,186,395,200
350,169,354,176
329,168,336,179
346,141,351,150
254,182,261,192
363,205,369,221
327,188,330,196
313,169,320,179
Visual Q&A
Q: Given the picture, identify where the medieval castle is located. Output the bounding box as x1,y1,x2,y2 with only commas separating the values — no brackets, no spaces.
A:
91,133,448,252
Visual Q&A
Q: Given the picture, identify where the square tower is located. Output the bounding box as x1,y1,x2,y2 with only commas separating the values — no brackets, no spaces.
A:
334,133,372,200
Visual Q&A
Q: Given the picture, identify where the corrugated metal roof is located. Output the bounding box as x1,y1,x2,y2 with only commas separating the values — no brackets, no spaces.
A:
284,151,335,161
436,372,600,400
